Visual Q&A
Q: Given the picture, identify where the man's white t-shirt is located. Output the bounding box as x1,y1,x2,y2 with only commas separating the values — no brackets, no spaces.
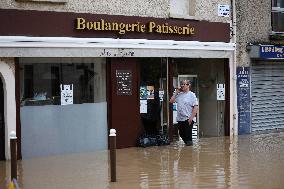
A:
175,91,198,122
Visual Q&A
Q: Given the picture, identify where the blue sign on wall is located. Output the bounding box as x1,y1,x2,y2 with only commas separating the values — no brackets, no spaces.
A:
237,67,251,134
260,45,284,59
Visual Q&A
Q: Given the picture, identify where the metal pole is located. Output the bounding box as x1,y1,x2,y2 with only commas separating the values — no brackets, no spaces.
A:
109,129,116,182
10,131,17,180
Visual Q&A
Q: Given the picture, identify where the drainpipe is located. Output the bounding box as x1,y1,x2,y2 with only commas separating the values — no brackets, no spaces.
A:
231,0,238,136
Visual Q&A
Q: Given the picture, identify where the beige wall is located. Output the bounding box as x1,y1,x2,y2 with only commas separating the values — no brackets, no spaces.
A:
236,0,271,67
170,0,231,23
195,0,231,23
1,0,231,23
0,0,169,18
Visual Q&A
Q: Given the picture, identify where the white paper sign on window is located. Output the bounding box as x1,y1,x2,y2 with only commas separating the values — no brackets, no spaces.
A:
217,84,225,101
140,100,147,113
218,4,230,17
60,84,73,105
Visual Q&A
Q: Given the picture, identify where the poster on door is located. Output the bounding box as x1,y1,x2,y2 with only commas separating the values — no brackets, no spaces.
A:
217,84,225,100
60,84,73,105
140,86,147,100
147,86,154,99
159,89,164,101
140,100,147,113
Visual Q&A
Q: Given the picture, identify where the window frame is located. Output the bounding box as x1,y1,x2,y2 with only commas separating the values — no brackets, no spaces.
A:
169,0,196,19
271,0,284,33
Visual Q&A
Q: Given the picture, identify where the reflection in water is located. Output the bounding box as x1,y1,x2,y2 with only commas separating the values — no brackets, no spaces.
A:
0,132,283,189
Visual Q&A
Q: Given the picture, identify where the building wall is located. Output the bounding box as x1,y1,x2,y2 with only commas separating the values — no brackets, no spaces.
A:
170,0,231,23
236,0,271,66
195,0,231,23
1,0,231,22
0,0,169,18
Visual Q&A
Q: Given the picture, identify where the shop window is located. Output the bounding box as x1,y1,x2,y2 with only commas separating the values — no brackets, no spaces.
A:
272,0,284,32
19,58,107,158
170,0,196,18
19,58,106,106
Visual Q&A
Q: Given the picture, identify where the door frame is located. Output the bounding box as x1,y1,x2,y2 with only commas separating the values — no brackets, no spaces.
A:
224,58,230,136
168,58,230,138
0,77,5,160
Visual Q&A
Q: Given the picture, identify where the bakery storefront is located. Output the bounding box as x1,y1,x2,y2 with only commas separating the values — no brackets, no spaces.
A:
0,9,235,159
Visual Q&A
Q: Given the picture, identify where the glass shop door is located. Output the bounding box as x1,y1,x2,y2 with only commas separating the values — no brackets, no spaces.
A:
139,58,168,135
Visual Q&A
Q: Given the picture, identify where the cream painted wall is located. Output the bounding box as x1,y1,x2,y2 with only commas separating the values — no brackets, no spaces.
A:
236,0,272,67
195,0,231,23
1,0,231,23
170,0,232,23
0,0,169,18
0,58,16,160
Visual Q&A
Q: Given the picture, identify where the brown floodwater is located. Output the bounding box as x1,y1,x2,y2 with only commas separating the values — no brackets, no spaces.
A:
1,132,284,189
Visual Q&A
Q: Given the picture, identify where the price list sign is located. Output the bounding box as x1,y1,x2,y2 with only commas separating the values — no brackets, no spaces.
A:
116,70,132,95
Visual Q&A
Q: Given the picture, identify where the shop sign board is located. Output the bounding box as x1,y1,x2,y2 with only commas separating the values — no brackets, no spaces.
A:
0,9,230,43
260,45,284,59
237,67,251,134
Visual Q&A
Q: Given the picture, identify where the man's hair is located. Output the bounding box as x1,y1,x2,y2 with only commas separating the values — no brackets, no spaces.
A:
181,79,191,85
182,80,192,90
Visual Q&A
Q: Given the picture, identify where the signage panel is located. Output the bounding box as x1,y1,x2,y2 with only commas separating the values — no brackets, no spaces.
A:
260,45,284,59
116,70,132,95
0,9,230,42
237,67,251,134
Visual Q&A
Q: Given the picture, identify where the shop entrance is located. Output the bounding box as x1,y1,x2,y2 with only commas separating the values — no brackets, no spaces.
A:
171,58,229,138
109,58,168,148
139,58,168,136
0,78,5,160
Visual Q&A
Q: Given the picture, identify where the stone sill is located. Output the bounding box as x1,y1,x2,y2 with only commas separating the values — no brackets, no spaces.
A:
270,32,284,40
16,0,67,3
169,13,197,20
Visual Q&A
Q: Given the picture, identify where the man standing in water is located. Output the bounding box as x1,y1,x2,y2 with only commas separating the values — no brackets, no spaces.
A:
170,80,198,146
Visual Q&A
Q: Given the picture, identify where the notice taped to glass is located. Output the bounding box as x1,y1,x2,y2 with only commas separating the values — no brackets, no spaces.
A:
116,70,132,95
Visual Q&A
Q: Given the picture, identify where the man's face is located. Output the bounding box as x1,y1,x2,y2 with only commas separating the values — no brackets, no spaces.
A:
180,81,189,90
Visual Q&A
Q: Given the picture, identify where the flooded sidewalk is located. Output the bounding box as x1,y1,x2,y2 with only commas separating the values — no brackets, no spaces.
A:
1,132,284,189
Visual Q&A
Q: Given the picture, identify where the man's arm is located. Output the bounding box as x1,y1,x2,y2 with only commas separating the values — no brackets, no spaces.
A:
188,105,198,123
169,93,177,103
169,89,180,104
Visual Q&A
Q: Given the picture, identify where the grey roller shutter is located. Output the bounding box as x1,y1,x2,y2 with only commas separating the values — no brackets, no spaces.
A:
251,61,284,132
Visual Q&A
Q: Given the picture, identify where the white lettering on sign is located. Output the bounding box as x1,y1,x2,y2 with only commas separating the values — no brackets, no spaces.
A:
99,49,135,57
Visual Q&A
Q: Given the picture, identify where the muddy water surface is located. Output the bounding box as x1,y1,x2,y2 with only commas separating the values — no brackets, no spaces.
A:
1,132,283,189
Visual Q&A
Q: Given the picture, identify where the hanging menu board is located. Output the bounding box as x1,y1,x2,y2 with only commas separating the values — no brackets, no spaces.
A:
116,70,132,95
237,67,251,134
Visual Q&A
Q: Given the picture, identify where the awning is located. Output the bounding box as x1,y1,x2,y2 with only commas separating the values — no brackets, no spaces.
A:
0,36,235,58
